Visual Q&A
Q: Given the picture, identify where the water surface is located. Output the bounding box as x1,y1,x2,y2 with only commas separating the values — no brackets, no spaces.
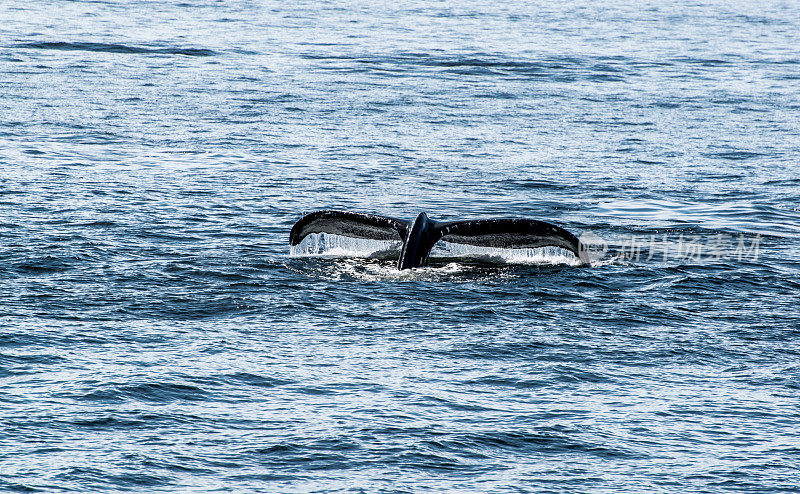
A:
1,1,799,492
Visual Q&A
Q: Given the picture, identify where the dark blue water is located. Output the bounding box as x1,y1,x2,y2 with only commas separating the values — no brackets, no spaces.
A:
2,1,800,492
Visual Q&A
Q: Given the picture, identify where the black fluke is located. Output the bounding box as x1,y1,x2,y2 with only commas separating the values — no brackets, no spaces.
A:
290,210,590,270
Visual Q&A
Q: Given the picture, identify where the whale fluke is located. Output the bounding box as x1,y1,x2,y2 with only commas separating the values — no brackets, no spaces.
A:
289,210,410,246
290,210,589,269
437,218,590,265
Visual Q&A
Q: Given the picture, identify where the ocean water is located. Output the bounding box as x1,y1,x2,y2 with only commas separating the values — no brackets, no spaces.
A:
2,0,800,492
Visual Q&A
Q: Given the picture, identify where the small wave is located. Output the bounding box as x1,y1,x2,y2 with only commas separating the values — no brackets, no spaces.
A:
53,467,171,488
0,353,67,366
762,178,800,186
383,450,471,472
76,382,210,403
672,56,734,66
461,375,549,389
223,372,295,388
68,416,149,429
433,430,634,458
504,179,567,190
15,41,216,57
0,479,46,492
224,473,304,482
75,220,117,228
704,150,764,161
302,52,631,82
15,255,79,274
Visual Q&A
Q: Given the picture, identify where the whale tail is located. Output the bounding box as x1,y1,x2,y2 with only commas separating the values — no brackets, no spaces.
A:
290,210,589,269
